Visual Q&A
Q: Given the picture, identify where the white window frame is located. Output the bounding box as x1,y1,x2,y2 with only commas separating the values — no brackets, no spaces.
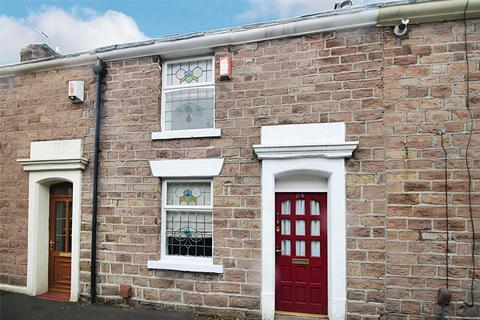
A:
152,56,221,140
147,178,223,273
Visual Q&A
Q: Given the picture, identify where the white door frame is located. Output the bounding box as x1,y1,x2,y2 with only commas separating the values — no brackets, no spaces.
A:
253,123,357,320
16,139,87,302
26,171,83,301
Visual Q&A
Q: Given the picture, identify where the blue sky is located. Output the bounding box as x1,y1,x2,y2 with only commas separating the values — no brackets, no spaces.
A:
0,0,386,65
1,0,256,38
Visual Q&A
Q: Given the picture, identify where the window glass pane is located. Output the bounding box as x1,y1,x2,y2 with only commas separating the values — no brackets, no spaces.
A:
281,200,291,215
50,183,72,196
166,211,212,257
166,182,211,206
311,241,320,257
164,88,214,131
281,219,290,235
166,58,213,86
68,201,72,252
311,200,320,215
296,240,305,256
55,202,66,251
296,220,305,236
295,199,305,215
311,220,320,236
281,240,291,256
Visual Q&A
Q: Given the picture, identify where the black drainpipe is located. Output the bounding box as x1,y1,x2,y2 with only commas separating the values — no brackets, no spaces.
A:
91,58,106,304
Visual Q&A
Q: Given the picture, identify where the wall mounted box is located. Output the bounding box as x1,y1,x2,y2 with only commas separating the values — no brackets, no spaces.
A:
68,81,84,103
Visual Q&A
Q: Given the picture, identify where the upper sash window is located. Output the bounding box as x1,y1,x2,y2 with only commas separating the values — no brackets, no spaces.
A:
162,57,215,132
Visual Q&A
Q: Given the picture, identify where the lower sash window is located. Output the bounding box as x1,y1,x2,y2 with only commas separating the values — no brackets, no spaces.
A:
163,180,213,258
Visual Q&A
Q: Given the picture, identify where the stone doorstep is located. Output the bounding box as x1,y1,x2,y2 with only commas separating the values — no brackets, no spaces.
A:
275,311,328,320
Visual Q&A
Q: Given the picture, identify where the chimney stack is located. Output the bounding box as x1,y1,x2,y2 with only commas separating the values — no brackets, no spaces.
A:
20,43,60,62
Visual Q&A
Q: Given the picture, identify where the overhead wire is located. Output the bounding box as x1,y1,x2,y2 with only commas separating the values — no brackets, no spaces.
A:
462,0,476,308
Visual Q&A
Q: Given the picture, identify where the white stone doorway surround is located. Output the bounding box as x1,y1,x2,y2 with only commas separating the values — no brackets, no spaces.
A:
16,139,87,302
253,123,358,320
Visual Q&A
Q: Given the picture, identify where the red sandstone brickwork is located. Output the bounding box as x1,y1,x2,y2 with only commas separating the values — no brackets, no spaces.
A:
0,66,95,285
1,18,478,320
382,20,480,319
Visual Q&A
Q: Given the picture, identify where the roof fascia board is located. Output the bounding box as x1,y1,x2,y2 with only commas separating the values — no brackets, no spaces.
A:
0,9,378,77
377,0,480,26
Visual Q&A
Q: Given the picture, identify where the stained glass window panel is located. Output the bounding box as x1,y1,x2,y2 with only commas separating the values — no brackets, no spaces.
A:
166,58,213,87
164,88,214,131
166,182,211,206
166,211,212,257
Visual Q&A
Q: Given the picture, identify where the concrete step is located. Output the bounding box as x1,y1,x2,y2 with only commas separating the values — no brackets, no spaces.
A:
275,312,328,320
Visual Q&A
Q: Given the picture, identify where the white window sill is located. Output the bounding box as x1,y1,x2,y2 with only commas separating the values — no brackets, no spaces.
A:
151,128,221,140
147,259,224,274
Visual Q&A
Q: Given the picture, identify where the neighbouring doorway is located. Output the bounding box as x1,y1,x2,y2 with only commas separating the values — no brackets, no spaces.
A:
275,192,328,315
48,182,73,293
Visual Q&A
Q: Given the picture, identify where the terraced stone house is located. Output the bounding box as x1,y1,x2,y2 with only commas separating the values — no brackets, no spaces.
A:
1,0,479,319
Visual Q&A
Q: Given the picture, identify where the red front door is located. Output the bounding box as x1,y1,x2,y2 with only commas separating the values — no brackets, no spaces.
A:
275,192,328,315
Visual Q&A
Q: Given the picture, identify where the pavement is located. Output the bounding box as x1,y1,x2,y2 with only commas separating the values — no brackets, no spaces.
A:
0,291,202,320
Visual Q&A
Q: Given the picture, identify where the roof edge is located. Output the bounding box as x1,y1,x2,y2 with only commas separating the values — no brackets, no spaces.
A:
378,0,480,26
0,8,378,77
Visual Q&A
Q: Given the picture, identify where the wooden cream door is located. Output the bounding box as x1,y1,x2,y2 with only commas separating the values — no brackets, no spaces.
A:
48,193,72,293
275,193,328,315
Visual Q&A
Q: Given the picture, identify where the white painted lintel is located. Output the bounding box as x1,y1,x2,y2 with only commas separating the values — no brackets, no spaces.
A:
151,128,221,140
149,158,224,177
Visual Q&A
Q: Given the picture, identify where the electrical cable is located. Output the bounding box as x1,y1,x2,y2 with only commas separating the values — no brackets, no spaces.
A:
462,0,476,308
440,130,449,289
379,25,388,320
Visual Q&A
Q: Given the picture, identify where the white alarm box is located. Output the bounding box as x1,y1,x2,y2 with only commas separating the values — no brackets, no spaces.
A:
68,81,84,103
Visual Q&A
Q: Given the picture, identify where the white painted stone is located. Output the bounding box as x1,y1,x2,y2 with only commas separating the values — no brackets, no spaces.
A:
261,122,346,145
149,158,224,177
255,122,356,320
254,123,358,160
0,284,33,295
151,128,221,140
17,140,86,302
30,139,83,159
276,173,328,192
147,259,223,273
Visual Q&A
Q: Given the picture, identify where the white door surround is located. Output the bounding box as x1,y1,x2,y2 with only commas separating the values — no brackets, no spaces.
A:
253,123,357,320
16,139,87,302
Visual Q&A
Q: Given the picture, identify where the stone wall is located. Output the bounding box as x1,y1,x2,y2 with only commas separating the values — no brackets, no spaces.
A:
0,66,95,285
382,20,480,319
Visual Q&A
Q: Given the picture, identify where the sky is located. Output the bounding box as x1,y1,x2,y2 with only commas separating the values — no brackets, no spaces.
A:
0,0,390,65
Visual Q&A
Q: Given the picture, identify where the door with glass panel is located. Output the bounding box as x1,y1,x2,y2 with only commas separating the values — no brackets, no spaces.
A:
275,193,327,315
48,182,73,293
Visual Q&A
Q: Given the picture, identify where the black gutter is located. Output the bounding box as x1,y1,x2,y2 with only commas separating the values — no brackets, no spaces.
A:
90,58,106,304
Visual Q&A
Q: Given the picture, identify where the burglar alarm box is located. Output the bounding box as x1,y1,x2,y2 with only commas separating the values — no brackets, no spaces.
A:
219,56,232,80
68,81,84,103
